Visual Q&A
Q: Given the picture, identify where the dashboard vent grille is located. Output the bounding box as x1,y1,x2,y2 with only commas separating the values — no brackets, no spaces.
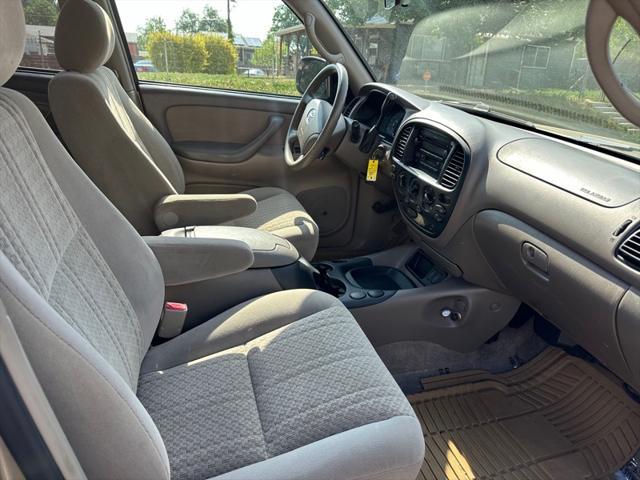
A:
440,147,465,189
394,125,413,159
617,228,640,271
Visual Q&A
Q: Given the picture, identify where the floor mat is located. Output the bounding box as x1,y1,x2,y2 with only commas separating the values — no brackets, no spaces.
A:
408,348,640,480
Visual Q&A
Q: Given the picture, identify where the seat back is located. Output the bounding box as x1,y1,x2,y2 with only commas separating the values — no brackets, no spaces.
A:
0,1,170,477
49,0,186,235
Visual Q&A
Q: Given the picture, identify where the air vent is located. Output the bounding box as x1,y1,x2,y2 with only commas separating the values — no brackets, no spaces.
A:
617,228,640,271
439,147,465,189
394,126,413,159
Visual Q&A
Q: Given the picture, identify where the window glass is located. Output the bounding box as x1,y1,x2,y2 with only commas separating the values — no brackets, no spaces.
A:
21,0,61,70
323,0,640,158
114,0,307,96
610,18,640,104
522,45,550,69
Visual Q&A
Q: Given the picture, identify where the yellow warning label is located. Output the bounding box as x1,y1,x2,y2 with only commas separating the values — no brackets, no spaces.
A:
366,159,379,182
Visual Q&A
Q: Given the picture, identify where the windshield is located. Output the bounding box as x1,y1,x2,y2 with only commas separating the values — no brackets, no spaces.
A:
322,0,640,158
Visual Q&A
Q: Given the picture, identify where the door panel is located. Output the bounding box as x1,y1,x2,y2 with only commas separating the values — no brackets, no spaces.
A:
167,106,287,146
171,114,285,164
139,83,359,247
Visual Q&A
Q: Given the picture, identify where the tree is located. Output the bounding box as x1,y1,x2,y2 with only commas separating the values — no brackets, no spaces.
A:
270,4,299,33
176,9,200,34
199,5,226,33
200,34,237,73
252,34,278,70
23,0,58,26
147,31,207,73
610,18,640,63
226,0,237,41
137,17,167,51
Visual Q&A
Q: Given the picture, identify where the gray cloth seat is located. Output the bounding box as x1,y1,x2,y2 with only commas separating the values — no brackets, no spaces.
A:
138,290,423,480
0,3,424,478
47,0,318,260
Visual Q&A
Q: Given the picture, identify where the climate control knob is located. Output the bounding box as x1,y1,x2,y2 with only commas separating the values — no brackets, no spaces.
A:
434,204,447,216
423,188,435,206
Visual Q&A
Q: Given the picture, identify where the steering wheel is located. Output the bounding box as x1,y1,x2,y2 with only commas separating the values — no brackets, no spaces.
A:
285,63,349,170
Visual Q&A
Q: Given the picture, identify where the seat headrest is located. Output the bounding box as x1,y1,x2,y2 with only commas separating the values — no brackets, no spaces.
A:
55,0,116,73
0,0,25,86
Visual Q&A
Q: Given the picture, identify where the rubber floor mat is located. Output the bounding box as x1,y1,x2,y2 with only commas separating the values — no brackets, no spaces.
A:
408,347,640,480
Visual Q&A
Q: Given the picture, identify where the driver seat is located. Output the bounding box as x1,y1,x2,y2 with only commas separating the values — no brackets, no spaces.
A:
48,0,319,260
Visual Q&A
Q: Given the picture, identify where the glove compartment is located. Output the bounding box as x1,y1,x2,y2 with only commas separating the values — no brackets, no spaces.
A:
474,210,632,385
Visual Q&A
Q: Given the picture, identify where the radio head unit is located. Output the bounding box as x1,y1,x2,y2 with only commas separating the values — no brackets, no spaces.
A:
391,121,468,237
405,127,457,179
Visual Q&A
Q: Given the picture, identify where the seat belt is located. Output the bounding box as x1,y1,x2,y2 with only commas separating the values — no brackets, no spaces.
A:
0,299,86,480
157,301,188,339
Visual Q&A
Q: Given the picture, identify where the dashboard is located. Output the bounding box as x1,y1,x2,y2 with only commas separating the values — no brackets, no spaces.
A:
346,89,408,142
341,82,640,393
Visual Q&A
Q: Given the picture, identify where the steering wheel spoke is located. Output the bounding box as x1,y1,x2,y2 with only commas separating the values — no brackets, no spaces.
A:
286,128,301,155
284,63,349,170
287,127,298,144
301,92,315,105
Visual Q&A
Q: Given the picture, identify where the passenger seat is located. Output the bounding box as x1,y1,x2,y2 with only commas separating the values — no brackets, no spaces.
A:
48,0,319,260
0,1,424,478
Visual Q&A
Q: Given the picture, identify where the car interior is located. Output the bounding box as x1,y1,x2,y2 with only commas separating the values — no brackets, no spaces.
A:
0,0,639,478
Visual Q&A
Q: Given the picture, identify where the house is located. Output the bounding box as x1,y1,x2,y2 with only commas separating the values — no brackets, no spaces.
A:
24,25,58,69
273,21,411,81
125,32,139,60
274,24,312,76
233,34,262,68
22,24,139,68
209,32,263,70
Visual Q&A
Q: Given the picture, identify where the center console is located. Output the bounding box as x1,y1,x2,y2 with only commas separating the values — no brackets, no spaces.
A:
391,120,469,237
313,246,520,354
149,226,520,355
312,251,448,308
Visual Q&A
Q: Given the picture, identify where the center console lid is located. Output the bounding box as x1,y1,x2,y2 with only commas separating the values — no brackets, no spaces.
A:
161,225,300,269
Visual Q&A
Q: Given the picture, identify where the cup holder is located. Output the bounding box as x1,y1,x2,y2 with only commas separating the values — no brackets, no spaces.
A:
313,259,415,304
315,263,334,274
313,268,346,297
347,266,414,291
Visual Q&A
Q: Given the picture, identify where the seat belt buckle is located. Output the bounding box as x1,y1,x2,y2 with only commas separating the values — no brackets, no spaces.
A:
158,302,188,339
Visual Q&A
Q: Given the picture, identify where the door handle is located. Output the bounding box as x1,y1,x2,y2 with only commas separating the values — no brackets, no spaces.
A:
521,242,549,275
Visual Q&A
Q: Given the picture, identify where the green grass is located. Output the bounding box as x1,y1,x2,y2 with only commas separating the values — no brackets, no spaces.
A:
534,88,607,103
138,72,299,96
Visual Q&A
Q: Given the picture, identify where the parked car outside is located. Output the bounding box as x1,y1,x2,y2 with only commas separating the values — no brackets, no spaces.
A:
244,67,266,77
134,59,157,73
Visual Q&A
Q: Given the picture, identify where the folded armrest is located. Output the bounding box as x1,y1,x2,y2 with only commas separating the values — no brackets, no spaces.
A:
144,236,254,286
154,194,257,231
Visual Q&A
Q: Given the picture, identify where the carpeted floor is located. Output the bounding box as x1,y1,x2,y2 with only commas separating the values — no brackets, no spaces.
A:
377,319,548,394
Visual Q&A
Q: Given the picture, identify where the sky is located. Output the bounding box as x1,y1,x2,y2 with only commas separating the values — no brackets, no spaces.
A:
115,0,283,39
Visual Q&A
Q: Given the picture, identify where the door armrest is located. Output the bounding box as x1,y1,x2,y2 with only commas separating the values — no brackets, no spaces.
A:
144,236,254,286
154,194,257,230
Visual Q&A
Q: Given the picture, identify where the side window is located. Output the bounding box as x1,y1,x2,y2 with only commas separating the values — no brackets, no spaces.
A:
21,0,61,70
114,0,309,96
